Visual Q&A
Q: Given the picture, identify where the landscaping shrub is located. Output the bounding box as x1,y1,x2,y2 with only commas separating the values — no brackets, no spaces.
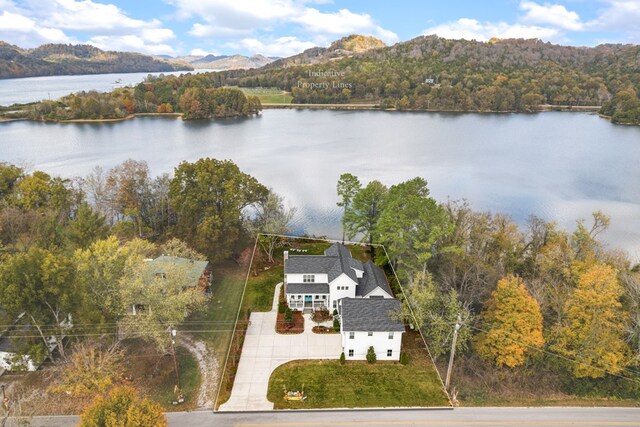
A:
332,309,338,316
333,318,340,332
340,352,346,365
366,346,377,364
278,302,286,314
284,307,293,323
400,352,409,365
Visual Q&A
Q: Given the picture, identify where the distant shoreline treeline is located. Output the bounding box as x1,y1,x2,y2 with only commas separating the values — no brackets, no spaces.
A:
8,73,261,121
0,42,192,79
215,36,640,125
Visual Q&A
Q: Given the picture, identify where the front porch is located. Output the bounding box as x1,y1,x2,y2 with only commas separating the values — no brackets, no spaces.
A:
287,293,328,311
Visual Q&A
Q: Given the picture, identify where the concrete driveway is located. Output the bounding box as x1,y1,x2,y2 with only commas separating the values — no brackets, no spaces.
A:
219,283,342,411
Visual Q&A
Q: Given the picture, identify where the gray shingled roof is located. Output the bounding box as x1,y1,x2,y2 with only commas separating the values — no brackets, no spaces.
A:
284,243,360,282
340,298,405,332
286,283,330,294
356,260,393,297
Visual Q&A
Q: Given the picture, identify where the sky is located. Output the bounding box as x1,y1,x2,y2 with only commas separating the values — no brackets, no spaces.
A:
0,0,639,57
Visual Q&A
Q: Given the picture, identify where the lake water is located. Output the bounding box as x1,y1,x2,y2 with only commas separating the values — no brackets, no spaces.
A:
1,109,640,259
0,70,216,106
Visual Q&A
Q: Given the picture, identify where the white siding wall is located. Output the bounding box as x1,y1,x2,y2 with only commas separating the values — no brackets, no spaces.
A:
364,287,392,299
285,273,329,284
341,330,403,361
329,274,357,309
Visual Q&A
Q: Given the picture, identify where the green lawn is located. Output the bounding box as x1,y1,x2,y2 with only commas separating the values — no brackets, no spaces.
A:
187,262,246,356
150,346,201,410
234,87,293,104
267,359,450,409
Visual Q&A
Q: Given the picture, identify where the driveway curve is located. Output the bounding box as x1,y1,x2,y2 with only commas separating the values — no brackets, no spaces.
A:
219,283,342,411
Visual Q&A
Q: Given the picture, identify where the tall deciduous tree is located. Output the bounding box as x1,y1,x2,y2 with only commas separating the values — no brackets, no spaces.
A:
554,264,630,378
253,190,296,263
169,158,268,262
66,203,109,249
343,180,387,255
406,272,472,360
105,159,151,238
336,173,361,242
474,275,544,368
118,260,207,353
378,177,449,281
0,247,77,361
79,386,166,427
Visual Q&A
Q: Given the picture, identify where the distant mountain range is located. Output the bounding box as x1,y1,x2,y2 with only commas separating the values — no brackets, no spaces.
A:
0,42,193,79
163,53,277,71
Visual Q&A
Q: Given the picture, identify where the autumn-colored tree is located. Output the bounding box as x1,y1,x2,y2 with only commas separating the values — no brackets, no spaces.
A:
50,342,124,397
474,275,544,368
554,264,631,378
79,386,166,427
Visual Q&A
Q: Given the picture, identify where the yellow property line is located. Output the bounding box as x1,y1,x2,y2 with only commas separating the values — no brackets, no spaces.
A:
236,422,639,427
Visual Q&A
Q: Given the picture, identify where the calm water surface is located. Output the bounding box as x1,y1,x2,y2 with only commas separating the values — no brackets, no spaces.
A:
1,109,639,258
0,70,216,106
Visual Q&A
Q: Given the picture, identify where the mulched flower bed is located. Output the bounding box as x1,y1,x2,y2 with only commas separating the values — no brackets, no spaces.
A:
312,326,338,334
276,311,304,334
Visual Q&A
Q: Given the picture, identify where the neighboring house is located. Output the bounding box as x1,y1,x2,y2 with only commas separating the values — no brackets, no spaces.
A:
130,255,211,315
284,243,405,361
0,311,67,372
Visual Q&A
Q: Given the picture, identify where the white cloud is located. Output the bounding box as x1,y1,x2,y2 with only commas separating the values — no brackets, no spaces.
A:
226,36,316,57
520,1,584,31
190,48,218,56
172,0,396,54
88,35,176,56
423,18,560,42
0,10,71,46
589,0,640,41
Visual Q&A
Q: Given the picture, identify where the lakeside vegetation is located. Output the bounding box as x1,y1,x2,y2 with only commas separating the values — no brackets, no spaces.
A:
336,173,640,405
216,36,640,124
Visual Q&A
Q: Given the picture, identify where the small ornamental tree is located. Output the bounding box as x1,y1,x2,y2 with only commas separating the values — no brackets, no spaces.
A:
366,346,377,364
399,352,409,366
340,352,346,365
284,307,293,324
333,318,340,332
79,386,166,427
474,275,544,368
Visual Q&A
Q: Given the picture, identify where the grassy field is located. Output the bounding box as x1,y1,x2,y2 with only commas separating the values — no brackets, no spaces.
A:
149,346,201,410
267,358,449,409
235,87,293,104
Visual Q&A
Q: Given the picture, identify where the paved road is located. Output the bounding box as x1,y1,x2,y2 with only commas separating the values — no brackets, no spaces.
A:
13,407,640,427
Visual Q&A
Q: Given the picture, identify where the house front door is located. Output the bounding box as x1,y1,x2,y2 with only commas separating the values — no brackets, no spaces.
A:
304,295,312,308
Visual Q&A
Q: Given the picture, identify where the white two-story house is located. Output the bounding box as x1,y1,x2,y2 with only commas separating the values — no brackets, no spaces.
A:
284,242,405,361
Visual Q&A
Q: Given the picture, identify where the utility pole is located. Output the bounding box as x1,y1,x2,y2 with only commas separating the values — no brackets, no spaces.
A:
445,314,462,391
170,328,180,390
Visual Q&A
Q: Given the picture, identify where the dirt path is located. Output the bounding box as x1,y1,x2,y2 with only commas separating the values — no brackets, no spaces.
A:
180,335,219,409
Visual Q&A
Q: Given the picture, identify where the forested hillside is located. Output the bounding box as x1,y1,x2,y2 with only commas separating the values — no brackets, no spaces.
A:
0,42,192,79
218,36,640,124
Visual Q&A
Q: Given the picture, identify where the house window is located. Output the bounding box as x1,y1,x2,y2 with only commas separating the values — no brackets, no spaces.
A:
387,349,393,357
315,295,320,299
348,349,354,357
388,332,394,339
368,331,373,337
297,295,302,299
303,275,315,283
349,332,354,339
322,295,326,300
333,301,337,309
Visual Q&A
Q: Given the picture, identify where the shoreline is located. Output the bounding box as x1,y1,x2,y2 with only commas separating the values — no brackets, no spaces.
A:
3,104,636,125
